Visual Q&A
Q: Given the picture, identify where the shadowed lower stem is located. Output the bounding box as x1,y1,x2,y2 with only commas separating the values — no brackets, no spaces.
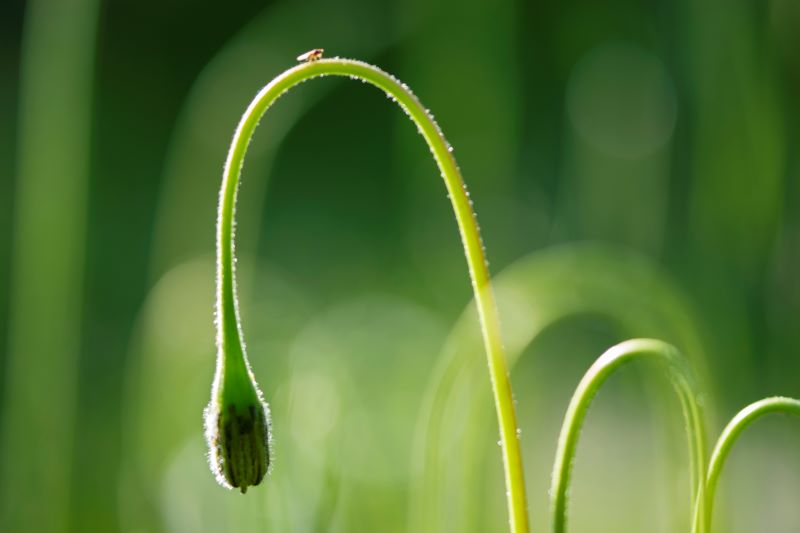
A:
699,396,800,532
550,339,707,533
213,58,529,532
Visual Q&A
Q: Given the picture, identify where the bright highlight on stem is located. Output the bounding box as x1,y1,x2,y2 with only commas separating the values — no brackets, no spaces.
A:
549,339,707,533
207,57,529,531
701,396,800,532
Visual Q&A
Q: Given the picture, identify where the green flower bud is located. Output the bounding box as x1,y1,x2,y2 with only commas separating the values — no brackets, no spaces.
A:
204,354,272,493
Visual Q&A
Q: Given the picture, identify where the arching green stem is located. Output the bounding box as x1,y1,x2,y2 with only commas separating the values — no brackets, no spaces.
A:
549,339,707,533
214,58,529,532
700,397,800,532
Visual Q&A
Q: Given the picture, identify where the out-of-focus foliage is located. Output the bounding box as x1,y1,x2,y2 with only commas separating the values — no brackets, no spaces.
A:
1,0,799,531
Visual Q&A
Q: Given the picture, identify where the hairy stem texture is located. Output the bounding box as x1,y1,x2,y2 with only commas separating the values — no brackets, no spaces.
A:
549,339,707,533
216,58,529,532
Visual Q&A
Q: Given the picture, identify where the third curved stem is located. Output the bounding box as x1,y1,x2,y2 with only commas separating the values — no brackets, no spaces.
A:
700,397,800,532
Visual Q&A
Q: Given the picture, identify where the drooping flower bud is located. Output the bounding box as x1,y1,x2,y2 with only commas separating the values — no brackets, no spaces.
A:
204,353,271,493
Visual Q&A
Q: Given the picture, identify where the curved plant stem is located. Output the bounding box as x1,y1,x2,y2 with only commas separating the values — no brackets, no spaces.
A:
700,397,800,532
216,58,529,532
549,339,707,533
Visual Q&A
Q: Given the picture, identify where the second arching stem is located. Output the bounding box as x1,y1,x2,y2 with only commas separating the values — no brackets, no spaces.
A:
549,339,708,533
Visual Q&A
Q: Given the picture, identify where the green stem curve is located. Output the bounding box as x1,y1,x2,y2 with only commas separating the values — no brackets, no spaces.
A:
549,338,707,533
215,57,529,532
701,396,800,532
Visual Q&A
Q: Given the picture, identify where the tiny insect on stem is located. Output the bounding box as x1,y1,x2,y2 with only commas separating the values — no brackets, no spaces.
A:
296,48,324,62
213,58,529,531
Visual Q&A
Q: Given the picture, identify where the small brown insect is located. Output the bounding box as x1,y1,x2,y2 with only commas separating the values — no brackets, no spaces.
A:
297,48,324,62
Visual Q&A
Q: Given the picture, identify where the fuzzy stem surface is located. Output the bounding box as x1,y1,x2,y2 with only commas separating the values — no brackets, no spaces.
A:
216,58,529,532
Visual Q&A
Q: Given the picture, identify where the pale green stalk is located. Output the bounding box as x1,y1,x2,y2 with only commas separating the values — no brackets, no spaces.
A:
215,58,529,532
699,397,800,532
550,339,707,533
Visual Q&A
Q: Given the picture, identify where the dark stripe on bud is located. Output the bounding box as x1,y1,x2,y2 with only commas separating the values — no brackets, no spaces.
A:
205,400,271,493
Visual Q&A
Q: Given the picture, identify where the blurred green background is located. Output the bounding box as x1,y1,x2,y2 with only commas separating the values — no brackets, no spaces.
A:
1,0,799,531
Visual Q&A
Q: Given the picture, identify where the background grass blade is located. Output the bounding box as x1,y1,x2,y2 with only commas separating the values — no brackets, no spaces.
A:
0,0,99,531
